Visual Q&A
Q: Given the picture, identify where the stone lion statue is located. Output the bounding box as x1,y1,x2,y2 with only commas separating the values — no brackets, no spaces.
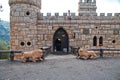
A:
77,48,98,60
14,49,44,62
21,49,44,62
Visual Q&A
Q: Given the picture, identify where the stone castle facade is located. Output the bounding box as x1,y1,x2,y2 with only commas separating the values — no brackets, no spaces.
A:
9,0,120,52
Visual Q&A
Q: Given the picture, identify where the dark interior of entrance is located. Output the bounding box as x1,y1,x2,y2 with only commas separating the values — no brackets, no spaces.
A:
55,38,62,51
53,28,69,53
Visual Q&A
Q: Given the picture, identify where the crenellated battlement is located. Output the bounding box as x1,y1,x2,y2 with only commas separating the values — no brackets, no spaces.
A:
79,0,96,3
9,0,41,9
38,13,120,17
37,12,120,20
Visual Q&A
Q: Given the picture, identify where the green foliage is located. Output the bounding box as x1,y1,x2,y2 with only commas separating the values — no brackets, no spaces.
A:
0,40,10,59
0,53,10,60
0,20,10,59
0,20,10,44
0,40,9,50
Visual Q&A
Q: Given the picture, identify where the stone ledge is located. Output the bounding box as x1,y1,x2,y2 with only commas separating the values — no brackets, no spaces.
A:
95,52,120,57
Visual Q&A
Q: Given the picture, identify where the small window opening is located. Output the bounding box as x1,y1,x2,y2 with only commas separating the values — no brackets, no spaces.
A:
20,42,25,46
99,36,103,46
27,42,31,46
93,36,97,46
26,11,30,15
112,40,116,44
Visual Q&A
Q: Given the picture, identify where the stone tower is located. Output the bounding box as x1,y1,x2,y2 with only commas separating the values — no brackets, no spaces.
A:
78,0,97,15
9,0,41,50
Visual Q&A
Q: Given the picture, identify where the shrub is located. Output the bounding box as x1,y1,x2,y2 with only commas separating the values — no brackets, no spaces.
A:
0,40,10,59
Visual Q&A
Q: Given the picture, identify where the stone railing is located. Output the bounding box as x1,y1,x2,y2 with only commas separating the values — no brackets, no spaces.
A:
0,46,51,61
70,47,120,58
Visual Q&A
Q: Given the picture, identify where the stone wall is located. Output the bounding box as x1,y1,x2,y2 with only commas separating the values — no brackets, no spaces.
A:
10,11,120,50
9,0,120,52
37,12,120,50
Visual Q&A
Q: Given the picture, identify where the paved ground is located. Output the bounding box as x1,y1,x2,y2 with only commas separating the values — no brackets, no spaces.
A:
0,54,120,80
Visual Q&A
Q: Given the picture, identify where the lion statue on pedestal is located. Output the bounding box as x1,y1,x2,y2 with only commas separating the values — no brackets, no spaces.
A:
77,48,98,60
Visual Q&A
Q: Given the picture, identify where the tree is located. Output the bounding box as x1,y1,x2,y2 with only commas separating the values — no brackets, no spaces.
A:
0,4,8,50
0,40,10,59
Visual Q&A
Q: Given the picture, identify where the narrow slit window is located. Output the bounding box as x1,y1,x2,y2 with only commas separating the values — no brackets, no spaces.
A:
93,36,97,46
99,36,103,46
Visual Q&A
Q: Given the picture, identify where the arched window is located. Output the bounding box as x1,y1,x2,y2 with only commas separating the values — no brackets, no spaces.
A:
99,36,103,46
93,36,97,46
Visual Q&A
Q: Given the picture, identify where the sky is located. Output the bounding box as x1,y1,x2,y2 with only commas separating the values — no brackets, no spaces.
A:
0,0,120,21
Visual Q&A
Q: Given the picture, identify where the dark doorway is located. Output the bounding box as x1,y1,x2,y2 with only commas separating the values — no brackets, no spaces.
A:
55,38,62,51
53,28,69,53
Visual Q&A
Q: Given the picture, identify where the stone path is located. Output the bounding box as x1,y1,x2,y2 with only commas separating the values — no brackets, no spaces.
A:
0,55,120,80
46,54,76,60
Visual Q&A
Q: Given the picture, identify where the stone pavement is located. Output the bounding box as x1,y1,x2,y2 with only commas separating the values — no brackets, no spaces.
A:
46,54,76,60
0,54,120,80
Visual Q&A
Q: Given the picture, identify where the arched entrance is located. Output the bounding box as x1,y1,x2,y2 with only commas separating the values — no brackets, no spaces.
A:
53,28,69,53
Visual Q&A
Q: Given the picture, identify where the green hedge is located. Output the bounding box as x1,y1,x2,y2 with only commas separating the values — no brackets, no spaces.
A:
0,53,10,59
0,40,10,60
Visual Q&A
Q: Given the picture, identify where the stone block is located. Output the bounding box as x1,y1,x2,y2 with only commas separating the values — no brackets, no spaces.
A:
71,13,75,16
55,13,59,17
100,13,105,16
114,13,120,16
107,13,112,16
47,13,51,17
63,13,67,16
45,41,52,46
14,12,19,16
